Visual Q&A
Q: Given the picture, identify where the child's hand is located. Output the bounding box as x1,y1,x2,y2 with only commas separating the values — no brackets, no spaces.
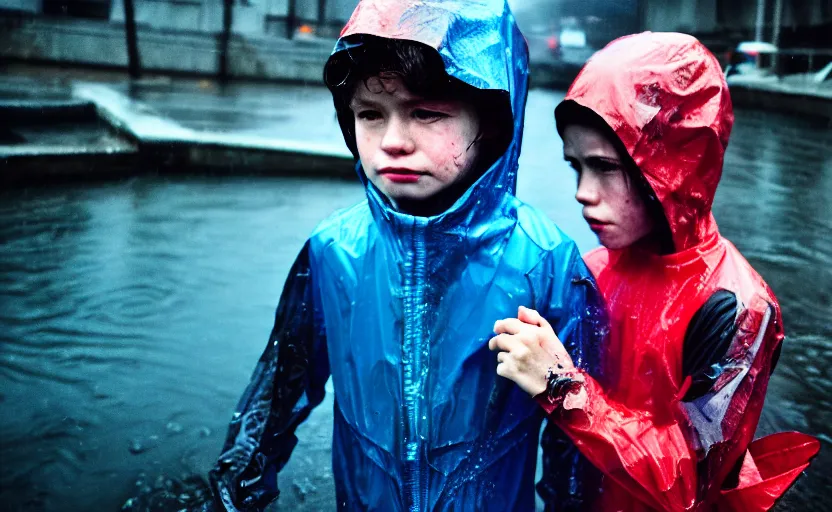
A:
488,306,578,398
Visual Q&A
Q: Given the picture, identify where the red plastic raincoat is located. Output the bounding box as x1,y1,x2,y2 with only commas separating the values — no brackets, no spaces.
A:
545,32,819,511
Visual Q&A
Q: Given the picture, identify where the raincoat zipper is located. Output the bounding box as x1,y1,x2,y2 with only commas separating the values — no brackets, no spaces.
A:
401,221,429,511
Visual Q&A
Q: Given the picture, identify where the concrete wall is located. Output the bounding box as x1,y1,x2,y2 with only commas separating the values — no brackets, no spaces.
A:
0,16,334,82
0,0,41,13
787,0,832,27
2,0,357,34
327,0,356,23
109,0,228,33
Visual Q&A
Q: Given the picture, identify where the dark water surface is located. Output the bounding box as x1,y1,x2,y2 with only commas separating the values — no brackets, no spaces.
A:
1,91,829,511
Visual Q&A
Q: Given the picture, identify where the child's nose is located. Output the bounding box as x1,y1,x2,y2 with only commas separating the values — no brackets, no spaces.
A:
380,117,415,155
575,172,600,206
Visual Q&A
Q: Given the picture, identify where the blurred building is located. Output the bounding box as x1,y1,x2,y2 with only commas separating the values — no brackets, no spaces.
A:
641,0,832,49
1,0,829,80
3,0,831,44
0,0,356,37
510,0,830,76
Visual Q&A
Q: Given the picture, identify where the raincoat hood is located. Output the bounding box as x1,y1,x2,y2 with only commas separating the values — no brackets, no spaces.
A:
559,32,734,252
326,0,528,229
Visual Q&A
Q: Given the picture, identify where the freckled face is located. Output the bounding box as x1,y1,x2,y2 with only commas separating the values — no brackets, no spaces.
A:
562,124,656,250
351,76,481,205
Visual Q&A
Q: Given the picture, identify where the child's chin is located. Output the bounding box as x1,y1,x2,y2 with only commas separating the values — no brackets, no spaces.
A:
384,188,433,203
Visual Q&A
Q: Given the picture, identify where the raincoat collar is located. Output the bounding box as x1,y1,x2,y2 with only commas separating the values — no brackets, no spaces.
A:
606,223,722,276
329,0,529,233
562,32,733,252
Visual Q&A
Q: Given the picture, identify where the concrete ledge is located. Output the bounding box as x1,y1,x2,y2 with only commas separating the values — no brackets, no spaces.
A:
0,143,136,158
74,84,351,157
71,83,355,174
152,144,357,178
1,78,355,186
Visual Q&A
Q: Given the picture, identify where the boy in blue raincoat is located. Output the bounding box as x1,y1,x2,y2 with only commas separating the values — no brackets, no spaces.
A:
206,1,604,510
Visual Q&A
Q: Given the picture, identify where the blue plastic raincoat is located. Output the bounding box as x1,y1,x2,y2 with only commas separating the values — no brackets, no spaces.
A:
207,1,605,510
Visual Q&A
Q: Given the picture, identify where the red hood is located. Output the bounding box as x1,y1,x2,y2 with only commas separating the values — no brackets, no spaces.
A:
564,32,734,252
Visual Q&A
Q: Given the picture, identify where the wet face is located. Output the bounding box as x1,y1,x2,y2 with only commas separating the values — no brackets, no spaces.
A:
351,76,481,214
563,124,656,250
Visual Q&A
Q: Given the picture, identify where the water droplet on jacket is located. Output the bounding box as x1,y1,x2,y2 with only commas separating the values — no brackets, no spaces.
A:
128,440,145,454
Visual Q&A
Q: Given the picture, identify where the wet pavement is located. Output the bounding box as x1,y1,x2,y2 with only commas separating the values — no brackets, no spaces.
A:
0,89,830,512
70,80,351,160
0,68,353,184
0,68,350,160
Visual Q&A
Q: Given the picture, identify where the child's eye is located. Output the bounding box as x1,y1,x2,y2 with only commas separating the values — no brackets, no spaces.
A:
356,110,382,121
596,162,623,174
413,109,447,122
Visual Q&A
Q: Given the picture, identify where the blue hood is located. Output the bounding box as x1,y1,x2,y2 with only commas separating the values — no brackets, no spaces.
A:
327,0,529,231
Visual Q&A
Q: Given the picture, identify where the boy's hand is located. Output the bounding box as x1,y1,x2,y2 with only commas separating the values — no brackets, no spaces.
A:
488,306,578,398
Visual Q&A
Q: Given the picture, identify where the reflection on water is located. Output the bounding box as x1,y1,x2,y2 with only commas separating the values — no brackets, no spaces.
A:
0,103,829,511
0,177,364,511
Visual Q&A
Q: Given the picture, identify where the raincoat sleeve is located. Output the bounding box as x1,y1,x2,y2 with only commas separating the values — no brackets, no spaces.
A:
206,240,330,512
546,292,806,511
535,242,607,511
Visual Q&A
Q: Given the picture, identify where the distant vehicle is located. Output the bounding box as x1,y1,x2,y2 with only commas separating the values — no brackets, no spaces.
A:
556,17,597,66
725,41,779,77
511,0,639,85
522,17,596,70
522,20,561,67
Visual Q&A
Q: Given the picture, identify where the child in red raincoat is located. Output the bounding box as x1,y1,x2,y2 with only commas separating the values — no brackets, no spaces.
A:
490,32,818,511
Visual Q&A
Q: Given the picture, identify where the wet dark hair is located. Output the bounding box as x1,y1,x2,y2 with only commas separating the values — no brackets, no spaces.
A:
324,35,514,174
555,101,675,253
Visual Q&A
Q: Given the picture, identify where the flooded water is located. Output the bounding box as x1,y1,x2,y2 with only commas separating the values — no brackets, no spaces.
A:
0,91,829,511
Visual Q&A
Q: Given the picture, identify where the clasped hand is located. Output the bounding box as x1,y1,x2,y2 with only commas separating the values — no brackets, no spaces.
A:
488,306,583,399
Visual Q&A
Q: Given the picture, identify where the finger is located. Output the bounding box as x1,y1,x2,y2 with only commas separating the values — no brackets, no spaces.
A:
519,307,558,344
496,359,515,378
518,306,545,327
494,317,529,335
488,333,523,353
496,351,508,364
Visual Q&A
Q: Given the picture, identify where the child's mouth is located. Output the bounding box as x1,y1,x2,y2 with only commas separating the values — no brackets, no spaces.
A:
379,169,423,184
584,217,610,232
